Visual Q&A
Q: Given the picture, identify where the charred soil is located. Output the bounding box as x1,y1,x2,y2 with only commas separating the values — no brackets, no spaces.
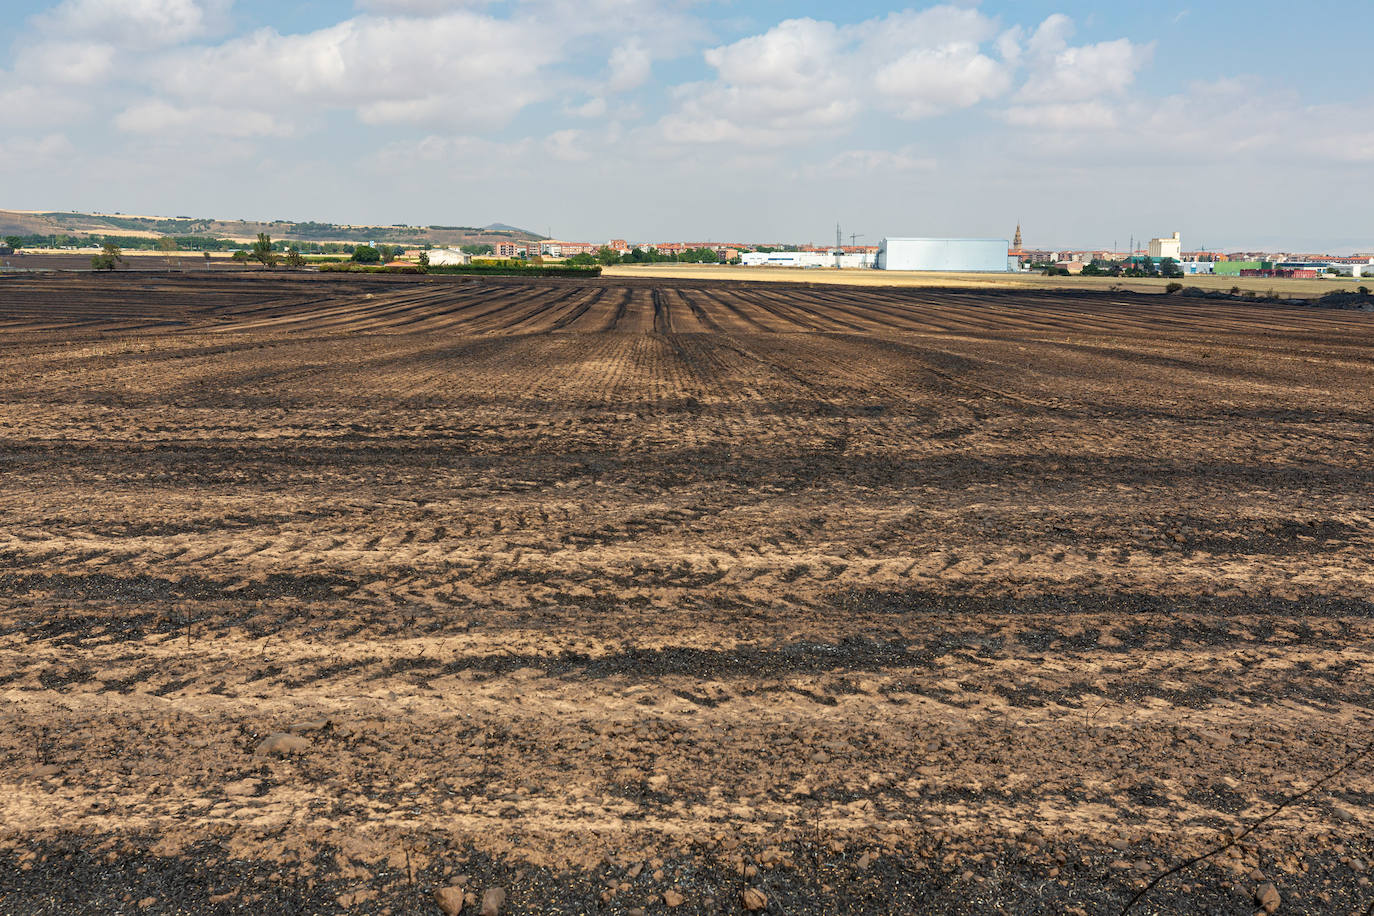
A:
1,273,1372,914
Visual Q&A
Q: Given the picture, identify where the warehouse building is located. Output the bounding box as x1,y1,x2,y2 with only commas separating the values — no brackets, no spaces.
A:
426,248,470,266
740,250,876,269
1179,261,1215,275
877,238,1009,272
741,251,832,268
1214,260,1272,276
1149,232,1182,261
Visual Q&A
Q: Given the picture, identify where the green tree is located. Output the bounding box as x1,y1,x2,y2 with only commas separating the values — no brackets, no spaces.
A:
252,233,278,267
460,243,494,256
2,236,21,251
231,250,250,266
352,244,381,264
566,252,597,267
90,243,124,271
595,245,622,266
203,252,212,267
284,246,305,268
418,251,430,271
1159,257,1183,278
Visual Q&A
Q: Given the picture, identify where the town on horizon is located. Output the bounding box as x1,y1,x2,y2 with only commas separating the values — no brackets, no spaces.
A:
5,208,1371,280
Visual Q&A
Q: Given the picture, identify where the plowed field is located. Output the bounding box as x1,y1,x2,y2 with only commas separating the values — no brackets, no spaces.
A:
1,273,1372,915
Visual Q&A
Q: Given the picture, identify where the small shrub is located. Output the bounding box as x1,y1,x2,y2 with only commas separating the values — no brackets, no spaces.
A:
1360,286,1370,296
1230,286,1241,295
1165,282,1183,294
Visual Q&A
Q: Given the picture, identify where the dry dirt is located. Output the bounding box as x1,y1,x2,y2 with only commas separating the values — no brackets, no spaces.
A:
0,272,1372,915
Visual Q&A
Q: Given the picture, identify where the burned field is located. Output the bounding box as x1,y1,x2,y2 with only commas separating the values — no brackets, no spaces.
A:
0,272,1372,914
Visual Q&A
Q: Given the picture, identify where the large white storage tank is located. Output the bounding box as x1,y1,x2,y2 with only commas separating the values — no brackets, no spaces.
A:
877,238,1009,272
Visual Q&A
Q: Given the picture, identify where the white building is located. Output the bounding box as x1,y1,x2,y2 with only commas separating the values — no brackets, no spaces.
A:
1322,262,1373,278
739,250,877,269
742,252,825,268
1179,261,1214,275
877,238,1009,272
1148,232,1182,261
426,248,471,266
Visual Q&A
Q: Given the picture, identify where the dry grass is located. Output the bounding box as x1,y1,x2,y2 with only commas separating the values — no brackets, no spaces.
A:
605,262,1370,297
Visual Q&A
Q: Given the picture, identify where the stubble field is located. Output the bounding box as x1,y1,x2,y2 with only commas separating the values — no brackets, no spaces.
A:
604,262,1374,298
0,272,1372,914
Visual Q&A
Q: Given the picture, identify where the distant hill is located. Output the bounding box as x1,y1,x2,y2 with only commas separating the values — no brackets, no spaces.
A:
0,210,546,248
483,222,539,235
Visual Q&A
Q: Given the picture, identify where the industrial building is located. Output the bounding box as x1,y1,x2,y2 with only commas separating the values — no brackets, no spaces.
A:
1275,260,1373,278
1149,233,1182,261
877,238,1009,272
425,248,470,266
740,250,875,269
1214,260,1270,276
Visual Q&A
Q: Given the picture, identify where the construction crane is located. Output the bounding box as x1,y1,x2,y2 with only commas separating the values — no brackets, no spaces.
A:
848,233,864,247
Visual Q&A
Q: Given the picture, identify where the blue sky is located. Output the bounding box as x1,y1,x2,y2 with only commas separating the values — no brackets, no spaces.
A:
3,0,1372,251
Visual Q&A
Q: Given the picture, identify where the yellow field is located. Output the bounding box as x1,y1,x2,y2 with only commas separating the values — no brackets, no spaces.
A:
605,262,1370,298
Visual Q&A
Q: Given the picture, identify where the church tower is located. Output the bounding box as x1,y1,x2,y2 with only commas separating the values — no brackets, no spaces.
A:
1013,223,1022,249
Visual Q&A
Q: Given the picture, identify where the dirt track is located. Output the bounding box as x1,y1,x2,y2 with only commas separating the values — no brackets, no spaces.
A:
1,273,1372,914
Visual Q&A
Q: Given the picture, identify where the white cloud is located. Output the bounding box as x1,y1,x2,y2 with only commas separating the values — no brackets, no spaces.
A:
354,0,495,12
606,39,651,92
369,134,533,168
874,44,1010,118
822,147,937,173
14,41,118,85
1027,14,1073,55
656,6,1034,146
658,18,858,146
1017,15,1153,101
158,13,558,127
114,101,293,137
0,83,91,126
35,0,232,49
1019,37,1154,100
545,129,590,162
1003,80,1374,166
851,6,1000,60
0,134,74,163
567,96,608,118
1002,100,1119,130
995,26,1025,65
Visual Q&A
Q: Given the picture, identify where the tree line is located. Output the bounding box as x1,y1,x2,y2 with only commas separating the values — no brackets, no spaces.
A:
565,246,730,267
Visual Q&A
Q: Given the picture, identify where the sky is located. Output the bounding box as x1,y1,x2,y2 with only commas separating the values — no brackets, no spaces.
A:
2,0,1372,252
